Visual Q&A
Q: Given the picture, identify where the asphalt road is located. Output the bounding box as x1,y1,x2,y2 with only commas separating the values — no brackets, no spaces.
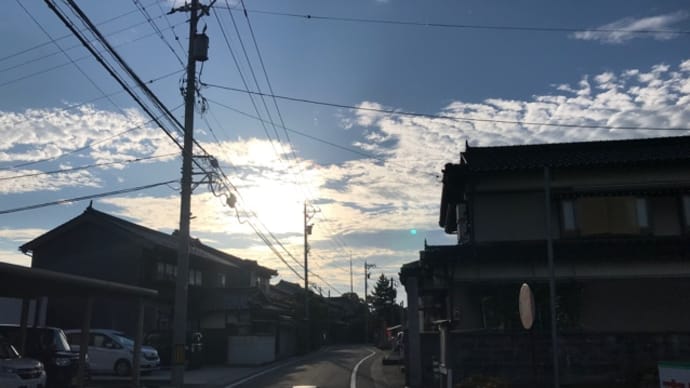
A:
226,345,402,388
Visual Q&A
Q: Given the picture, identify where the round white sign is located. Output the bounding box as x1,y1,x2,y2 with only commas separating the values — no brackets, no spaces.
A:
519,283,535,330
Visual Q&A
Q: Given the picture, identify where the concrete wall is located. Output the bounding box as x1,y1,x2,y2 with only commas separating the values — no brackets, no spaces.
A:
227,335,275,365
276,326,297,359
579,279,690,332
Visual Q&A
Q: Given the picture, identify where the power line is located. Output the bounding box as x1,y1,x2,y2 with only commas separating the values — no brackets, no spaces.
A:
0,179,177,215
206,97,441,179
1,0,159,65
203,82,690,132
132,0,186,66
212,6,282,159
16,0,133,126
0,102,184,172
0,153,178,182
221,7,690,36
0,19,186,90
0,13,171,75
48,0,185,153
223,2,286,153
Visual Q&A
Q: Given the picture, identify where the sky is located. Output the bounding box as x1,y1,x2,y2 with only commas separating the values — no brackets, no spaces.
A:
0,0,689,301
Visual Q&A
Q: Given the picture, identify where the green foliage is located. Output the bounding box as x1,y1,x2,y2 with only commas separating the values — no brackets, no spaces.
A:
370,274,398,325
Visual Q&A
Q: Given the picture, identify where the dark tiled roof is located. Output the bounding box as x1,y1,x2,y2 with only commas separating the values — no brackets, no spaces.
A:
459,135,690,171
20,206,276,275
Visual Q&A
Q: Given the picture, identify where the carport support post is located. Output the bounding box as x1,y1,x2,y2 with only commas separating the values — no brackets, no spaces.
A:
19,298,29,355
77,296,93,388
132,298,144,387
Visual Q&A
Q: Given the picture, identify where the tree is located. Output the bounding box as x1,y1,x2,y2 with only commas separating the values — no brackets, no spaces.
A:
370,274,397,325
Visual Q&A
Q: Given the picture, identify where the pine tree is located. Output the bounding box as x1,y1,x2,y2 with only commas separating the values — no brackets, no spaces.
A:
371,274,397,325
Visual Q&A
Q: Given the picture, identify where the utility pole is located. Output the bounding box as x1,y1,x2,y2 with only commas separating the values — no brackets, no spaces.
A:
363,261,375,343
350,255,353,294
304,201,312,352
171,1,208,385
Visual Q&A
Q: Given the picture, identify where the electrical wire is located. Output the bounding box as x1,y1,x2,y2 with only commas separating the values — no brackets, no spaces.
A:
0,20,186,90
0,153,178,182
132,0,186,66
205,97,439,179
203,82,690,132
221,7,690,36
0,102,184,172
0,0,159,65
0,179,177,215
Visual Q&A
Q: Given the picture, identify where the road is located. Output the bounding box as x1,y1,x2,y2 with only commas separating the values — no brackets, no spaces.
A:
225,345,403,388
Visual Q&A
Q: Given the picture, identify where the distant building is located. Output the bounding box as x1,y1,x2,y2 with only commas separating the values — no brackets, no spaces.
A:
401,136,690,387
20,205,294,364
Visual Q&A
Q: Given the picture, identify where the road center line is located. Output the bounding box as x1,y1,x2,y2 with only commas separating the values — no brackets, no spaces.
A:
350,349,377,388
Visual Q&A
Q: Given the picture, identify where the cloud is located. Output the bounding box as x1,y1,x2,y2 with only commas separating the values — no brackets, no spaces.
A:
5,59,688,295
0,105,179,193
0,249,31,267
572,11,689,44
0,228,47,241
0,105,180,165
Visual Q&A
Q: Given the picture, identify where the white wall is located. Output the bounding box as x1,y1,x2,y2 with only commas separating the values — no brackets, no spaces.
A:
227,335,275,365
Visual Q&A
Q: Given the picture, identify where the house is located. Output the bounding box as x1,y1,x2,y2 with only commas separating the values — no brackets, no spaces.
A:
19,205,294,364
400,136,690,387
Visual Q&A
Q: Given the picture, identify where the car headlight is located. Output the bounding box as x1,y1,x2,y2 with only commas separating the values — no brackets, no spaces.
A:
37,362,44,372
54,358,72,366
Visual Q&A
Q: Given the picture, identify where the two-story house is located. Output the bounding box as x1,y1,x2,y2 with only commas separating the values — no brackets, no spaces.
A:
401,135,690,387
19,205,293,364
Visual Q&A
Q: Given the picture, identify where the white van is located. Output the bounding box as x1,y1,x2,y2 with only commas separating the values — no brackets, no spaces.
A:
0,336,46,388
65,329,159,376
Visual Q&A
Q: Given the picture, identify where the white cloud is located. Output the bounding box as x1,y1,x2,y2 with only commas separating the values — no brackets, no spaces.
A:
0,228,46,241
0,105,179,193
0,249,31,267
5,59,687,293
572,11,688,44
0,105,180,165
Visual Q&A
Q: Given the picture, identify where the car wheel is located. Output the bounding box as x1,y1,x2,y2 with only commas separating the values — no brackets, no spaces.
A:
115,359,131,376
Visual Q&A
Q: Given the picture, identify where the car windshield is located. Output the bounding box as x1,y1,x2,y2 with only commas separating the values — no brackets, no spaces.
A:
54,330,71,352
0,341,19,359
113,333,134,347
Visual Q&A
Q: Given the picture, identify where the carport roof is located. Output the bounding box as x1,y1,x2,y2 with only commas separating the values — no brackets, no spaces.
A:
0,262,158,299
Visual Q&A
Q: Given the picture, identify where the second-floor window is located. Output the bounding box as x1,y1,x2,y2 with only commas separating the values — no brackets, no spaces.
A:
217,273,226,288
155,262,177,281
561,196,649,237
189,269,202,286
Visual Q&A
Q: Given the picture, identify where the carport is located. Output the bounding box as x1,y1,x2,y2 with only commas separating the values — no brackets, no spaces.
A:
0,261,158,387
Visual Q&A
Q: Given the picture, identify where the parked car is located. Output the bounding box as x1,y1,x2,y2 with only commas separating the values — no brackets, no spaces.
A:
0,334,46,388
0,324,79,388
65,329,159,376
144,330,203,369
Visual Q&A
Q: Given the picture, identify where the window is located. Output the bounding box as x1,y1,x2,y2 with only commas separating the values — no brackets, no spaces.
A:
683,195,690,230
188,269,202,286
562,196,648,237
561,200,576,232
155,261,177,281
217,273,226,288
